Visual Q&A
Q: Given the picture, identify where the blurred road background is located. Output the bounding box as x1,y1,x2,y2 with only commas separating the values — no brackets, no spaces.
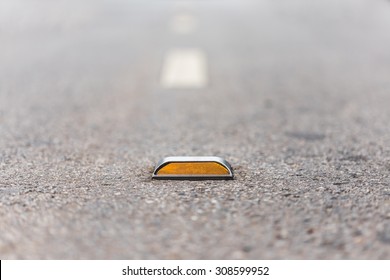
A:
1,0,390,259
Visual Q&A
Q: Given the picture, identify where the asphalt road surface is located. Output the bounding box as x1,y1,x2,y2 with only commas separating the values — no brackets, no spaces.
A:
1,0,390,259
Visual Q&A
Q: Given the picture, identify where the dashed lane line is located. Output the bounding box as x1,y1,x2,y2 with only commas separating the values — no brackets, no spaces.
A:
160,48,208,89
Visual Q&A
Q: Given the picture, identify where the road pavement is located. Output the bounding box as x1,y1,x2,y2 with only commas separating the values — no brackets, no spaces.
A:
1,0,390,259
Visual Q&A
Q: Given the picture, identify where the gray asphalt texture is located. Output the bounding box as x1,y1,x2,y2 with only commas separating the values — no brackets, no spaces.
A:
1,0,390,259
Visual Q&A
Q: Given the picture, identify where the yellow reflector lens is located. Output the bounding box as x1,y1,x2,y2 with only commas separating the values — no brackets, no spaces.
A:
152,156,233,179
157,162,229,175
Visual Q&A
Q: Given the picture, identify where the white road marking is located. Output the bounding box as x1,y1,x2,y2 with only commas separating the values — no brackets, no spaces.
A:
171,14,197,34
160,49,208,88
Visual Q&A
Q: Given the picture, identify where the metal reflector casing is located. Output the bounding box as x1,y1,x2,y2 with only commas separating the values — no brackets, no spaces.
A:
152,156,233,179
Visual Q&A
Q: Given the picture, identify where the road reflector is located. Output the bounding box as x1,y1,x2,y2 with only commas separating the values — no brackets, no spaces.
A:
152,156,233,179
